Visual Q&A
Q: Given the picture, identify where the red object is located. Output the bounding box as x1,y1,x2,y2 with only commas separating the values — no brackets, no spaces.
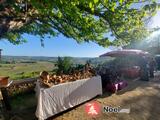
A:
106,80,128,93
0,76,9,86
120,66,140,78
85,101,101,117
117,80,128,90
100,49,150,57
106,83,119,93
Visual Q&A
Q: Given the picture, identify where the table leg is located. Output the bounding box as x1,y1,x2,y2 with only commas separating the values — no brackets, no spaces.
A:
1,88,11,111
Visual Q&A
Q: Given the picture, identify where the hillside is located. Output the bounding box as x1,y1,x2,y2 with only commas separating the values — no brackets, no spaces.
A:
1,55,112,65
0,56,112,80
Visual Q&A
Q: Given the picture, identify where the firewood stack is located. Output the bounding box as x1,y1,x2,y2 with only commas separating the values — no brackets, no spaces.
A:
39,65,96,88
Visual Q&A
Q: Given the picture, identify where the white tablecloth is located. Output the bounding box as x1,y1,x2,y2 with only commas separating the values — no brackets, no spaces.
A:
35,76,102,120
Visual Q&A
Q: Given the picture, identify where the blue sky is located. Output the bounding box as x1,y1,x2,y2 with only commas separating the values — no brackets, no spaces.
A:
0,11,160,57
0,35,111,57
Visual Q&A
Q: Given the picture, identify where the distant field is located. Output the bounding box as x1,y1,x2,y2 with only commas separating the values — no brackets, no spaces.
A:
0,61,55,80
0,55,111,80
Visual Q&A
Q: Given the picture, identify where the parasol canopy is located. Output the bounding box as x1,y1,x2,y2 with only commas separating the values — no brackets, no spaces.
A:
99,49,150,57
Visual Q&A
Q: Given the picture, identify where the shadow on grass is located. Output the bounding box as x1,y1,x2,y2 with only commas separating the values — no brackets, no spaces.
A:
2,92,37,120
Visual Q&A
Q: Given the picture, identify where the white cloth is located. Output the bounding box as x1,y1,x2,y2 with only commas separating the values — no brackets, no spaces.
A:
35,76,102,120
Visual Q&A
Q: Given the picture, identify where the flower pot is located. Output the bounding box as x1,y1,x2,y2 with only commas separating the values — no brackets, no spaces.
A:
0,76,9,86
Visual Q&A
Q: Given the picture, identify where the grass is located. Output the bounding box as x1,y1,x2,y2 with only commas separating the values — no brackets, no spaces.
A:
0,61,55,80
3,92,37,120
10,92,36,111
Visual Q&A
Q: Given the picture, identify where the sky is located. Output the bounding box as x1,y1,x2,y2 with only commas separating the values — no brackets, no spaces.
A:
150,11,160,28
0,35,112,57
0,10,160,57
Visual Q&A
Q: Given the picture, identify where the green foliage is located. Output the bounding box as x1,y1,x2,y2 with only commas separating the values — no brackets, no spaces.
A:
0,0,159,46
56,57,73,74
4,71,39,80
55,57,94,74
75,64,85,70
13,71,39,79
0,60,12,64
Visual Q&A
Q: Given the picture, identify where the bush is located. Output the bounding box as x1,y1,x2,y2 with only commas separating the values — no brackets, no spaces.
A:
54,57,95,75
0,60,11,64
55,57,73,74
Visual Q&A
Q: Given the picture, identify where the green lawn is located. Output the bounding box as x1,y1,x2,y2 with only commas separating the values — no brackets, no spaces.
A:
11,92,37,111
1,92,37,120
0,61,55,80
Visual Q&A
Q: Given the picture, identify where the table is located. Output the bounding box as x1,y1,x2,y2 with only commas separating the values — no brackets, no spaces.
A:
35,76,102,120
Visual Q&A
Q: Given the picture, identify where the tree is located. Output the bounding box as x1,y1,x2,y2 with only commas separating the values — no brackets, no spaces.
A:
0,0,159,46
56,57,73,74
124,29,160,54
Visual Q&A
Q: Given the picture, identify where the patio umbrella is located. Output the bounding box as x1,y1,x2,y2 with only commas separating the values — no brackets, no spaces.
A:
99,49,150,57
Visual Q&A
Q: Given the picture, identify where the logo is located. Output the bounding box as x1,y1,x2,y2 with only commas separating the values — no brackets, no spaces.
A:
103,106,120,113
103,106,130,113
85,101,101,117
85,101,130,118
